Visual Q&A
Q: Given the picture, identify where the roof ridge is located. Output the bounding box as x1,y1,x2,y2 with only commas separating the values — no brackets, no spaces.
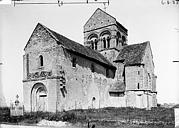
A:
35,23,115,68
116,41,149,65
123,41,149,48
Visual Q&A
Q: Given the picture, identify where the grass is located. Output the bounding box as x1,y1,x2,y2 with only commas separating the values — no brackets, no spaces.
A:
0,107,175,128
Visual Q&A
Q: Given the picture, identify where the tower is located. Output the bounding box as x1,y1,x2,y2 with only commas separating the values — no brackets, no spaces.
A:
84,8,128,63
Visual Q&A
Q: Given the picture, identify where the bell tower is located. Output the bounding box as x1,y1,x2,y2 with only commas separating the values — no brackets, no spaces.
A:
83,8,128,63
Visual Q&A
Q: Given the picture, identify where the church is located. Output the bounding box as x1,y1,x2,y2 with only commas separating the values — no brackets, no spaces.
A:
23,8,157,112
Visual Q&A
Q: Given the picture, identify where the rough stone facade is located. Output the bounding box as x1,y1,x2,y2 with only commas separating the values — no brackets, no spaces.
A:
23,8,157,112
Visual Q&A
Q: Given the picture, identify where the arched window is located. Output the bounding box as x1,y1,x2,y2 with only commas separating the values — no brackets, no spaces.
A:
137,83,140,89
116,32,121,46
92,97,96,101
39,55,43,67
100,30,111,49
91,42,94,49
107,36,110,48
103,38,106,48
94,39,98,50
87,33,98,50
117,32,121,38
122,36,126,43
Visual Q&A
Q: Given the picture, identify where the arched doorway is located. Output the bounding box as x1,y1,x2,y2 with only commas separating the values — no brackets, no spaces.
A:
31,83,47,112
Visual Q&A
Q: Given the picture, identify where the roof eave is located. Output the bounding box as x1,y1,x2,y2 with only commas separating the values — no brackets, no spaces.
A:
125,63,144,67
63,46,116,70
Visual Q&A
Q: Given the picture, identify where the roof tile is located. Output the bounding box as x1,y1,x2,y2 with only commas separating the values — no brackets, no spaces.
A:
115,42,148,65
40,23,115,68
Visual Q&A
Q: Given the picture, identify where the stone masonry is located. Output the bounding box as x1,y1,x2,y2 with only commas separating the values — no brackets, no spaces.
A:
23,8,157,112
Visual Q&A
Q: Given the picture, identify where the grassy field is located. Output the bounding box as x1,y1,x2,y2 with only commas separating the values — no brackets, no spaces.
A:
0,107,175,128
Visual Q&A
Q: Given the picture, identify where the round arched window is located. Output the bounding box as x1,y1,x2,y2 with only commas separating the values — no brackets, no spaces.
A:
39,55,43,67
100,30,111,49
122,36,126,43
88,33,98,50
116,32,121,47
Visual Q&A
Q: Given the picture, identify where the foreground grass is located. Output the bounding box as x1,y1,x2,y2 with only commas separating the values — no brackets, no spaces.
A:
0,107,174,128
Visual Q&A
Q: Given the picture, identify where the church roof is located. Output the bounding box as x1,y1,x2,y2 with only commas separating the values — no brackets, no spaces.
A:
37,23,115,69
115,42,149,66
109,81,125,92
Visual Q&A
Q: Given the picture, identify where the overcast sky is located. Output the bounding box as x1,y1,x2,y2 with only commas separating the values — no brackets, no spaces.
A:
0,0,179,105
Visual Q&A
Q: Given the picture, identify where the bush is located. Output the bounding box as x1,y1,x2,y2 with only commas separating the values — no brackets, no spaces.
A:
0,107,10,122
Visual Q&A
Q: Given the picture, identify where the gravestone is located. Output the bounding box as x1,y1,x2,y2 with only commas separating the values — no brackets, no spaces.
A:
10,95,24,116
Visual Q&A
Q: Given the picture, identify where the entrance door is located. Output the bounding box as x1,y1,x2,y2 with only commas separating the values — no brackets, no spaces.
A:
31,83,47,112
36,88,47,111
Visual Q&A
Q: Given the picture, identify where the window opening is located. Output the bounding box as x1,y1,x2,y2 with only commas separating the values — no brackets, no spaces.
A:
107,37,110,48
39,55,43,67
103,38,106,48
72,58,77,67
94,40,98,50
91,64,95,72
137,83,140,89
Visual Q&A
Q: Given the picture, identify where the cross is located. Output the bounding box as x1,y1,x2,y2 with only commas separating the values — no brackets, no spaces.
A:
16,94,19,99
103,2,107,11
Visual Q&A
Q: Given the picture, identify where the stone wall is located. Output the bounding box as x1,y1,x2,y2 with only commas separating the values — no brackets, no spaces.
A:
23,24,63,112
23,23,120,112
84,9,116,32
55,49,116,111
124,43,157,108
100,49,119,63
125,65,144,91
84,9,127,52
23,22,157,111
84,25,119,50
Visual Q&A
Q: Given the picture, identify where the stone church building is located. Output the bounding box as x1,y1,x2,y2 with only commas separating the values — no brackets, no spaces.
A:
23,8,157,112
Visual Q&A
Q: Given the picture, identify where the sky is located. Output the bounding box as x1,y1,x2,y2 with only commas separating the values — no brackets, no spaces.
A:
0,0,179,105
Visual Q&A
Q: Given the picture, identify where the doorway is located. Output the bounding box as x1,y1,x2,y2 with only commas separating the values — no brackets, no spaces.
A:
31,83,47,112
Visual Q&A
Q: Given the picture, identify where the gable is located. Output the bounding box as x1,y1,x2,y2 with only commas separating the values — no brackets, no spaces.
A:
24,23,57,52
141,42,154,72
24,23,115,69
84,8,116,32
45,24,115,69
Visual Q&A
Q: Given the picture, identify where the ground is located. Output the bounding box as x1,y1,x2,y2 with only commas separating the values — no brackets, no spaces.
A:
0,107,175,128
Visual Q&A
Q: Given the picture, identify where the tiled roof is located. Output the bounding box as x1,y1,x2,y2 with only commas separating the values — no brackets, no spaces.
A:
40,23,115,68
116,21,128,34
115,42,148,66
109,81,125,92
